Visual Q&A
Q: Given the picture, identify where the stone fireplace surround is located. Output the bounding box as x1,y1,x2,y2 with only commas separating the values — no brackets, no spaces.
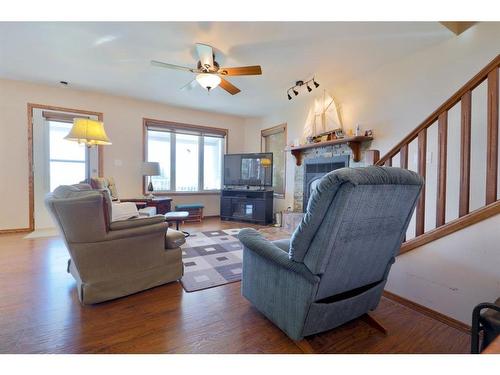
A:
292,142,372,212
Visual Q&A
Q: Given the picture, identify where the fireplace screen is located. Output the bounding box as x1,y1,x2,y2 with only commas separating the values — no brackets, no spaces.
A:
303,155,349,211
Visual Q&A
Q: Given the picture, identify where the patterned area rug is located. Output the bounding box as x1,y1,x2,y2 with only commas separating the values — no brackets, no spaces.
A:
180,227,290,292
180,228,244,292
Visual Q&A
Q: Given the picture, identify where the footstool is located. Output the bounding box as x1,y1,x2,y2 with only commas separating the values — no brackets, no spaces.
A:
164,211,190,237
174,203,204,222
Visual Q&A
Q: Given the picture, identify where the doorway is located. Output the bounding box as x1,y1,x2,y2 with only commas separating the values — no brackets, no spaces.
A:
29,105,103,230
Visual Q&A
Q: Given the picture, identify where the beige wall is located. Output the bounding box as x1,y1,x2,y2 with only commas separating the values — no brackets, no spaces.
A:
244,22,500,323
386,214,500,324
0,79,249,230
245,23,500,216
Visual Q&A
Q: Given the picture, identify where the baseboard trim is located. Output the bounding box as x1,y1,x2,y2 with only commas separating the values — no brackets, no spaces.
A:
383,290,471,334
0,228,32,235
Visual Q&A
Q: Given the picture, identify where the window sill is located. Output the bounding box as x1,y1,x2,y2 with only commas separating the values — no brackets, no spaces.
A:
144,191,221,196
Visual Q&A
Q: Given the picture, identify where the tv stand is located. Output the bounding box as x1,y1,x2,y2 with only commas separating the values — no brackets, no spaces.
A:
220,188,273,225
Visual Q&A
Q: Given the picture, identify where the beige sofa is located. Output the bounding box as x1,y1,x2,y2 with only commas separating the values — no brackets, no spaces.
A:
45,184,184,304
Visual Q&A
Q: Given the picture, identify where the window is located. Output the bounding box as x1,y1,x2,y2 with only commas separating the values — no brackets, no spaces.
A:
204,137,223,190
261,124,287,198
48,121,87,191
145,120,226,193
147,130,171,191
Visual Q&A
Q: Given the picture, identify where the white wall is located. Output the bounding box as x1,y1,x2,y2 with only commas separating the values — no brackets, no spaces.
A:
0,78,249,230
244,22,500,324
386,214,500,324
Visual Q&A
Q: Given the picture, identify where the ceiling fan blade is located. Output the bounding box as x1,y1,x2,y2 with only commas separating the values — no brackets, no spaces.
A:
196,43,214,70
181,79,198,91
151,60,198,73
219,78,241,95
218,65,262,76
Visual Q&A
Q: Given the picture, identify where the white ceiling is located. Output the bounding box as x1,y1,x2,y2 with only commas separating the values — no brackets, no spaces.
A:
0,22,452,117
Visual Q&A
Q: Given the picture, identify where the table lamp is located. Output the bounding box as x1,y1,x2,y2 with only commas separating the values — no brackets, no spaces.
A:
142,162,161,198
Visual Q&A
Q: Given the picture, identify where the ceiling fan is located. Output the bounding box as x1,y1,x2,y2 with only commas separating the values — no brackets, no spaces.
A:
151,43,262,95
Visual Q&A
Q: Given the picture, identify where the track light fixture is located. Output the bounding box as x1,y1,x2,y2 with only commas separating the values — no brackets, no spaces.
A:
286,77,320,100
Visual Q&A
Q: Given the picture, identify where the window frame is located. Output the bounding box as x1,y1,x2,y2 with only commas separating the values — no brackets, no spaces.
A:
143,118,228,195
261,123,287,199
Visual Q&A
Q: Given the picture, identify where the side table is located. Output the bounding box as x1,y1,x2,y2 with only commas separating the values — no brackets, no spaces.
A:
121,197,173,215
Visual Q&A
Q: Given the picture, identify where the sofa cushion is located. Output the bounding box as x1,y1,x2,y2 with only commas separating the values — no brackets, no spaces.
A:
165,229,186,249
111,202,139,221
90,177,119,200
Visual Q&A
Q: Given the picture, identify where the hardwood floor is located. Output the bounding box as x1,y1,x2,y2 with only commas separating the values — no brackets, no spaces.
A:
0,218,470,354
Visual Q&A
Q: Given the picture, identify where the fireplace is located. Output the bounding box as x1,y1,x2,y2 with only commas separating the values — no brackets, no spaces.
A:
303,155,349,211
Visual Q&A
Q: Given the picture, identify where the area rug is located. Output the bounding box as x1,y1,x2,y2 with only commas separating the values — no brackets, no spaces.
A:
180,228,244,292
180,227,291,292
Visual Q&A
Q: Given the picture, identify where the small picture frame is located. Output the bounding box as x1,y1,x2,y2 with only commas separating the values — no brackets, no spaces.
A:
334,128,345,139
364,129,373,137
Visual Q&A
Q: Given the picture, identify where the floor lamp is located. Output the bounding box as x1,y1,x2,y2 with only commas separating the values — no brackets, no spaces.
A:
64,118,112,182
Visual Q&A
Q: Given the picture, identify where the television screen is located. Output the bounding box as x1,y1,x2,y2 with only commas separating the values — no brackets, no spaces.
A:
224,153,273,186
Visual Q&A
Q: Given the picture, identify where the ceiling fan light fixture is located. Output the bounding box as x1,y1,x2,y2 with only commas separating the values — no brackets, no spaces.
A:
196,73,221,91
313,79,320,88
307,85,312,92
293,88,299,96
287,93,292,100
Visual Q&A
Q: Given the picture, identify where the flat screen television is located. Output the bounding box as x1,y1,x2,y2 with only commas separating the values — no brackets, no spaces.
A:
224,153,273,187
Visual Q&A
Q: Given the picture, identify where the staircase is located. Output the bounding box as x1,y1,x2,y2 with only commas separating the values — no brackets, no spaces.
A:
375,54,500,254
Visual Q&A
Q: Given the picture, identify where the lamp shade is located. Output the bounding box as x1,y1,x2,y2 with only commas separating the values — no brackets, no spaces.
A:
65,118,112,146
196,73,221,90
141,162,161,176
260,158,272,167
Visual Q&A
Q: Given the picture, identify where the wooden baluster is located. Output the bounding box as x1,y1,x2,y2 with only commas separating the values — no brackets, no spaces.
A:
416,129,427,236
384,158,392,167
459,91,472,217
436,112,448,227
400,144,408,169
400,144,409,242
486,68,499,205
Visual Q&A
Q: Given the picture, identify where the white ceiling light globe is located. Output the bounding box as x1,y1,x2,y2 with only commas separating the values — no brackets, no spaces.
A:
196,73,221,91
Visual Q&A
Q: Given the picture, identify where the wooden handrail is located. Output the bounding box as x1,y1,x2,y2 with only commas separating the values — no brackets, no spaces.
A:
400,200,500,254
375,54,500,251
377,54,500,165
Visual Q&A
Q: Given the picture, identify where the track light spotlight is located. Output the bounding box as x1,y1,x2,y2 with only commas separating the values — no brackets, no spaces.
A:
287,77,319,101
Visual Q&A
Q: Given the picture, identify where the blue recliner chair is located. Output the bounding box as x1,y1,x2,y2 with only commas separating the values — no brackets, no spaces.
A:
239,166,423,341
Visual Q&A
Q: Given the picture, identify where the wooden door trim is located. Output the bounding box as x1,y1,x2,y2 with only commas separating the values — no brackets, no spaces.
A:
27,103,104,232
261,123,287,199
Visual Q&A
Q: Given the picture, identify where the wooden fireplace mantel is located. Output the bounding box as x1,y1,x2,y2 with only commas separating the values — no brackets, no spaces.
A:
286,136,373,166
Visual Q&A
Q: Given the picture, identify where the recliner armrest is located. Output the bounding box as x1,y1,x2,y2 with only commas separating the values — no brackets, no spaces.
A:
239,228,319,284
109,215,165,230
